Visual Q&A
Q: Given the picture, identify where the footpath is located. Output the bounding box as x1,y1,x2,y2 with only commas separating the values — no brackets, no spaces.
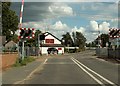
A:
2,56,47,84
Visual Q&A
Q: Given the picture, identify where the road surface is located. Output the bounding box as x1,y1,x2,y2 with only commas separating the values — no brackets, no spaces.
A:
22,50,119,85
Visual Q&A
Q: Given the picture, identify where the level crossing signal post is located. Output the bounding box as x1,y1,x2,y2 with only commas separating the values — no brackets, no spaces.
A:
38,33,45,56
18,28,35,60
109,28,120,48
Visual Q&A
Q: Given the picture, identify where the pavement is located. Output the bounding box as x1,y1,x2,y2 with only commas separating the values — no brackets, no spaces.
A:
2,56,48,84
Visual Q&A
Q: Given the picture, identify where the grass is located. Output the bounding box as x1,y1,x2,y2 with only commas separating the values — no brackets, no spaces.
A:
13,57,35,67
92,54,97,56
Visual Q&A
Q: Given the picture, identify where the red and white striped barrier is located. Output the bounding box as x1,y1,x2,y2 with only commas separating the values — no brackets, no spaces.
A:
19,0,24,28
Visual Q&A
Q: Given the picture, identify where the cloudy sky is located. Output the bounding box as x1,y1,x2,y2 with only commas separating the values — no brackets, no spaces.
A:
10,0,119,43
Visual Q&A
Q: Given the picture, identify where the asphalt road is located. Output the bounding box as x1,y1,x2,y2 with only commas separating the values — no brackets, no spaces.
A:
24,50,119,85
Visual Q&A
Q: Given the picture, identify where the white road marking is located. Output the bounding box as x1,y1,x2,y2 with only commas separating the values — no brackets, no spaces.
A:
43,58,48,64
71,58,105,86
71,57,117,86
14,58,48,84
44,62,74,64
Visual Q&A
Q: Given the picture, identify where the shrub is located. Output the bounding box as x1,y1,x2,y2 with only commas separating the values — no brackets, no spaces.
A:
13,59,21,67
13,57,35,67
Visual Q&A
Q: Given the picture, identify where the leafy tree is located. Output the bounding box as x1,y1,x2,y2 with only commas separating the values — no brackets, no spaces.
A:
62,31,86,50
62,32,73,47
34,30,41,41
74,32,86,49
2,2,19,41
72,32,76,46
95,34,109,47
100,34,109,47
87,33,109,48
11,34,19,43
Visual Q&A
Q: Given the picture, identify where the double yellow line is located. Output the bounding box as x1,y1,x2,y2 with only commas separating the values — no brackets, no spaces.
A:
71,57,117,86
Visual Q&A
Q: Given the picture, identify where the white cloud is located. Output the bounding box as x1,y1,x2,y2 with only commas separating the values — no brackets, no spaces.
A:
84,20,111,43
22,21,69,32
48,3,73,17
99,22,110,32
71,26,86,34
22,21,49,33
85,32,98,43
52,21,69,30
71,26,78,32
90,20,110,33
90,21,99,31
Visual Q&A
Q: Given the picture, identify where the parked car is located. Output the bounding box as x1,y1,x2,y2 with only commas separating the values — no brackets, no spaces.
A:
47,48,58,54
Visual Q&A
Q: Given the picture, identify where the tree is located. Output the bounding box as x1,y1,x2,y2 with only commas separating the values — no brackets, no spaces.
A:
25,30,41,47
2,2,19,41
72,32,76,46
11,34,19,43
62,31,86,50
62,32,73,47
74,32,86,49
34,30,41,41
95,34,109,47
100,34,109,47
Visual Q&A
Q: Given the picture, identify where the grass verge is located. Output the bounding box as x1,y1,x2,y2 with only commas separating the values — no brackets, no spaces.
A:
13,57,35,67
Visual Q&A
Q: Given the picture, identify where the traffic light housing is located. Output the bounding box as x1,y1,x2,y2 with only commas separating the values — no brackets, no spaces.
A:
18,28,35,40
112,29,120,37
109,28,120,38
39,34,45,40
24,29,32,38
109,29,115,36
20,29,25,36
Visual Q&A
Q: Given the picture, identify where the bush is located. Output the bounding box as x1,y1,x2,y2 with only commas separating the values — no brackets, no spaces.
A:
13,59,21,67
13,57,35,67
65,48,77,53
68,49,76,53
77,48,85,52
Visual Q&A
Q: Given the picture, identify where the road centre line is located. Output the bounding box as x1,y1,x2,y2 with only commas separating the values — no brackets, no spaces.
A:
71,58,105,86
71,57,117,86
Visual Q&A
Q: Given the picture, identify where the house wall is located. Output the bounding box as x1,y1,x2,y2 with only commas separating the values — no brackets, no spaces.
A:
41,33,64,55
5,41,17,49
43,35,61,44
41,47,64,54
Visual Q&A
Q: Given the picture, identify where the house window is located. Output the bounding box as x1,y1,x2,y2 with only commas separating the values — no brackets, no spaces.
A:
58,48,62,50
45,39,54,44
